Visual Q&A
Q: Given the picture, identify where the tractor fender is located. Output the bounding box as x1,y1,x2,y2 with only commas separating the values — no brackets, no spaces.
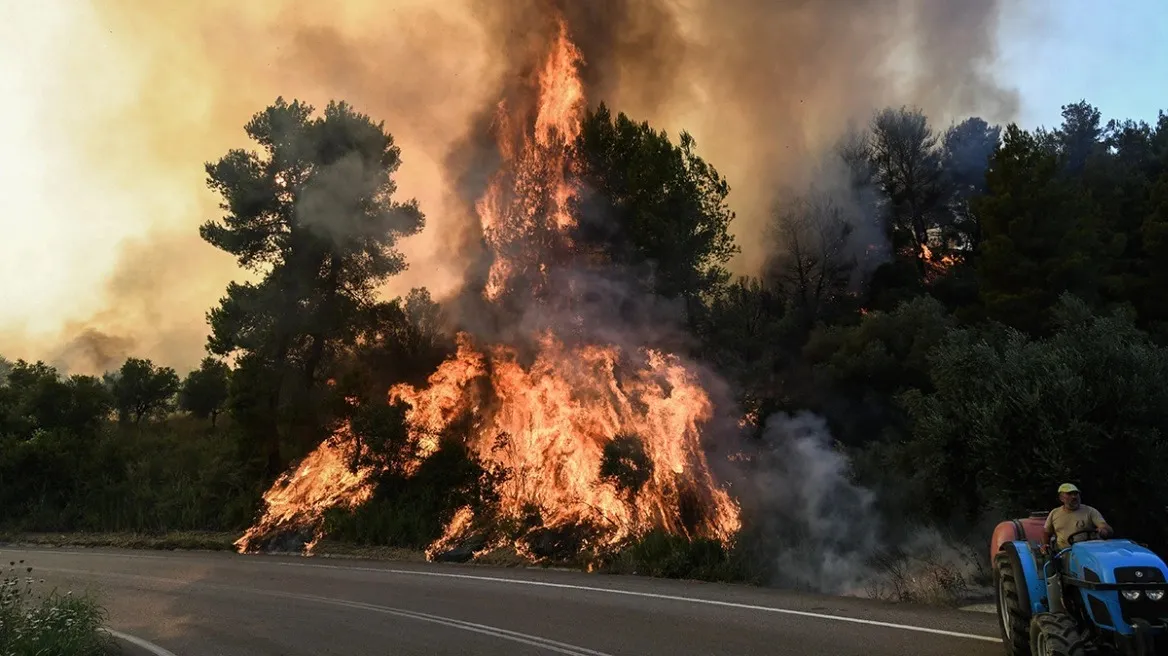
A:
1001,540,1048,616
990,517,1046,565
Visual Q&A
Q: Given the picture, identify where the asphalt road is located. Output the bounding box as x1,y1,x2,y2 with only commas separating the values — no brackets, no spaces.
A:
3,546,1004,655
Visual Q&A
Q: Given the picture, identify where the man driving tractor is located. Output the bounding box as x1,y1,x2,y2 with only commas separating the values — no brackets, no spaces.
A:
1042,482,1113,553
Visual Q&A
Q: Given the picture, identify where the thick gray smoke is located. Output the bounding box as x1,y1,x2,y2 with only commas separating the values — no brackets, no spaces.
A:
49,328,136,377
450,0,1027,275
737,412,881,593
735,412,987,601
8,0,1028,376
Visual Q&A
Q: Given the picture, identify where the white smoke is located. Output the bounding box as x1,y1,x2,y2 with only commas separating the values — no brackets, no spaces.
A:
737,411,987,603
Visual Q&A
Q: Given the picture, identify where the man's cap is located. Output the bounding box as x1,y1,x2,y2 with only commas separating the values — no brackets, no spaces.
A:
1058,483,1081,494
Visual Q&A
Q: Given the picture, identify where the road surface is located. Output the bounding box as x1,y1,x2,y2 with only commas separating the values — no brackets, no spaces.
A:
3,546,1003,655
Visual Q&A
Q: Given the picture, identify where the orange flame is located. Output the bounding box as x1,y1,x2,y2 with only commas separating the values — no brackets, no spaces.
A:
390,18,740,558
237,12,742,561
235,427,376,553
392,331,741,554
919,242,959,283
475,18,585,301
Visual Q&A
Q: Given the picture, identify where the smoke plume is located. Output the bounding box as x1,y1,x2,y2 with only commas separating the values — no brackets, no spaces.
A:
735,412,986,602
0,0,1029,373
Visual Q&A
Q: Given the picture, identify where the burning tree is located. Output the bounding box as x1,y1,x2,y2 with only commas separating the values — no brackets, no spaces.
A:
236,14,742,561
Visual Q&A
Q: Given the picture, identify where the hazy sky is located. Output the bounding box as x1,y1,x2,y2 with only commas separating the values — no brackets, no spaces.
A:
997,0,1167,128
0,0,1164,374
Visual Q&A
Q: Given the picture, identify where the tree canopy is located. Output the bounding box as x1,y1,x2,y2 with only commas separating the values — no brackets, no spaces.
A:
200,97,425,475
6,95,1168,579
570,104,739,303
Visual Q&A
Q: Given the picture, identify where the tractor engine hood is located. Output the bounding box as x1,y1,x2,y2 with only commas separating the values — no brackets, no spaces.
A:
1067,540,1168,587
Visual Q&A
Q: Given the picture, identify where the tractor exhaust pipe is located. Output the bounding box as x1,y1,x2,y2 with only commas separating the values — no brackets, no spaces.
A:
1046,566,1065,613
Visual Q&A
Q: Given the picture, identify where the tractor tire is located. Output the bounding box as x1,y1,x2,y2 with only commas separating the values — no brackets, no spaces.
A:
996,551,1033,656
1029,612,1089,656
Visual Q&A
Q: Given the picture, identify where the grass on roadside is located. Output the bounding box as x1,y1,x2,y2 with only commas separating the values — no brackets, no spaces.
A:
863,540,992,607
0,559,115,655
0,531,238,552
310,539,427,562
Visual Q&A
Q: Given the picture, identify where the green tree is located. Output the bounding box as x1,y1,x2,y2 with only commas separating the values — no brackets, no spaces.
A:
973,123,1101,335
179,357,232,426
801,295,955,453
570,104,739,304
105,358,180,425
1088,111,1168,337
0,361,110,436
0,361,69,436
200,97,424,475
61,374,115,434
691,276,794,407
1140,160,1168,337
939,116,1000,251
1054,100,1104,175
901,294,1168,545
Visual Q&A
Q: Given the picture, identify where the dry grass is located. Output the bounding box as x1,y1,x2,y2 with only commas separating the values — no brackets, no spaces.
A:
311,540,427,562
472,545,529,568
0,531,238,552
864,540,991,607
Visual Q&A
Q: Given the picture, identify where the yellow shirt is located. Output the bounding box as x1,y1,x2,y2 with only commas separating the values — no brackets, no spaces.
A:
1045,505,1106,549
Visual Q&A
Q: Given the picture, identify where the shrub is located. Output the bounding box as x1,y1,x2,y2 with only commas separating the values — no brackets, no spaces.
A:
0,560,113,655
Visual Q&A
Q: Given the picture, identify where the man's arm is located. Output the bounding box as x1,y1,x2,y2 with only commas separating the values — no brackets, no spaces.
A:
1043,510,1056,549
1091,507,1113,537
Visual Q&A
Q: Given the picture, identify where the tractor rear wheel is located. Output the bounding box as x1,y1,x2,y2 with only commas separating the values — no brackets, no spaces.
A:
1029,612,1089,656
996,551,1032,656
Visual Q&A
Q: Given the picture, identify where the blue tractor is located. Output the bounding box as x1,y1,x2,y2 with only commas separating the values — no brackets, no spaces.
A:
993,518,1168,655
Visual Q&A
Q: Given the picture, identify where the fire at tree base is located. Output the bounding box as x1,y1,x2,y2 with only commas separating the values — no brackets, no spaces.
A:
234,333,745,570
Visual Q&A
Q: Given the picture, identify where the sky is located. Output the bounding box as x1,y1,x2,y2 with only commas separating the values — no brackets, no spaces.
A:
0,0,1165,374
997,0,1167,128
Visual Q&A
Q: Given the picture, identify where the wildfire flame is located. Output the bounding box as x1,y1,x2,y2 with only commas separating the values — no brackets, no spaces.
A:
919,242,959,283
236,14,742,561
392,331,741,555
475,19,586,302
234,427,375,553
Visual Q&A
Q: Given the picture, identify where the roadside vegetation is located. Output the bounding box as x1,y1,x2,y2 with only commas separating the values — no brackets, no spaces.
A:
4,97,1168,607
0,559,113,655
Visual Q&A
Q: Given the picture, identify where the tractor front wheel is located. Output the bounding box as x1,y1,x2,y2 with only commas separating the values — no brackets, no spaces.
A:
996,552,1032,656
1029,613,1089,656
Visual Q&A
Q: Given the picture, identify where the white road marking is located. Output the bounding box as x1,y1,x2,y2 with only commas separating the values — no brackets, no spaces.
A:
258,589,614,656
36,564,612,656
9,548,1000,644
101,628,180,656
272,561,1001,644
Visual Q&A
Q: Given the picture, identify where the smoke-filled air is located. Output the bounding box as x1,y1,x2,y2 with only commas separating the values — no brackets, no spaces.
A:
2,0,1018,373
10,0,1168,609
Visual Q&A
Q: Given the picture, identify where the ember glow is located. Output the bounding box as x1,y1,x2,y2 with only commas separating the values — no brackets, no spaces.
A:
920,243,960,282
237,13,742,561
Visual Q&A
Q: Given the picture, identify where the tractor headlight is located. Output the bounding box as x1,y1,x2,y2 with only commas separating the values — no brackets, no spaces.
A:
1122,590,1142,601
1147,590,1165,601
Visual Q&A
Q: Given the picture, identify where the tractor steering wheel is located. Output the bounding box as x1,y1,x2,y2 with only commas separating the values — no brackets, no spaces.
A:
1066,527,1103,545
